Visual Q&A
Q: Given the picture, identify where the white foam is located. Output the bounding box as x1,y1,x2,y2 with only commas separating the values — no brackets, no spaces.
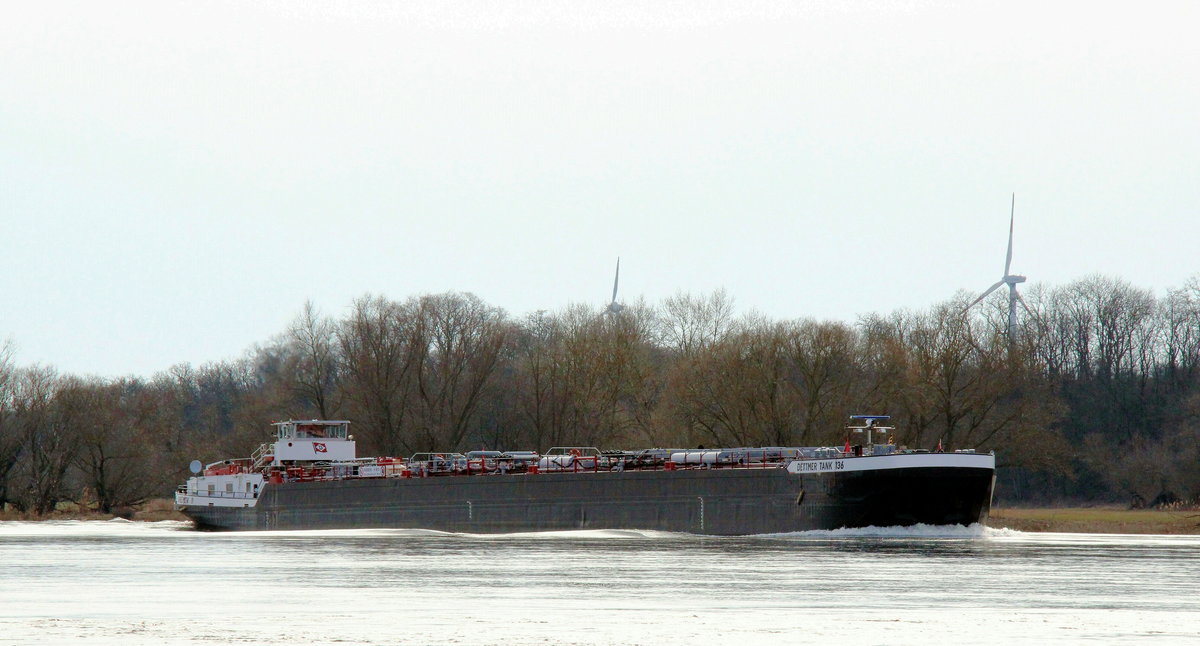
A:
762,522,992,539
465,528,671,540
981,525,1031,538
203,527,462,539
3,520,1123,543
0,519,193,537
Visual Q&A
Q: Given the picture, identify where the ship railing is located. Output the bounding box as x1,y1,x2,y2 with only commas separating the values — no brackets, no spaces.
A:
245,448,848,483
176,487,258,500
660,448,800,469
662,458,793,471
528,453,798,473
250,443,275,471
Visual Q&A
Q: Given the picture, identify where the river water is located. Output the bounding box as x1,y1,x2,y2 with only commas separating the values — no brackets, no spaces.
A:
2,521,1197,645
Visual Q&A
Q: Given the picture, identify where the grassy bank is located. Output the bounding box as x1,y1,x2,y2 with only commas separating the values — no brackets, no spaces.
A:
0,499,188,523
990,506,1200,534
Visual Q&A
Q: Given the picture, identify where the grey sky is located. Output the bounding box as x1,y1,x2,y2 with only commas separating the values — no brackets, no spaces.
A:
2,1,1198,377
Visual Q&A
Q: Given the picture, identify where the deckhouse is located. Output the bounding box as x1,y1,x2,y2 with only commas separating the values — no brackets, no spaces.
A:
271,420,355,462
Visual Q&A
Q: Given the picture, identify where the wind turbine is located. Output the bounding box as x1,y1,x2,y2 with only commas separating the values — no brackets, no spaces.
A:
605,258,624,315
965,194,1027,340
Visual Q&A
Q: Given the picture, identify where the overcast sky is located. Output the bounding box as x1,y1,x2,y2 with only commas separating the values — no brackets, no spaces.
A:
2,1,1198,378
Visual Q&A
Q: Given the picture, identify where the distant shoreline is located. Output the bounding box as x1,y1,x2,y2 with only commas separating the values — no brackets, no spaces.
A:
0,499,187,524
990,506,1200,535
5,502,1198,535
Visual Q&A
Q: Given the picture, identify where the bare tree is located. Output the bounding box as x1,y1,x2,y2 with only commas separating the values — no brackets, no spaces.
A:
337,295,422,455
510,310,574,450
0,342,20,508
288,301,340,419
664,319,797,448
510,301,664,449
784,319,858,445
536,303,633,447
11,368,80,514
70,378,180,513
856,311,932,446
1161,280,1200,387
410,292,510,450
657,289,735,357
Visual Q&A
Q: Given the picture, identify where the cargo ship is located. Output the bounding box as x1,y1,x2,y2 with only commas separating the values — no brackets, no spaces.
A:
174,417,995,535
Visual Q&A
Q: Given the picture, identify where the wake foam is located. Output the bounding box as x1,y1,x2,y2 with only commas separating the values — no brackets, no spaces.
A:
0,519,193,537
202,527,463,539
762,523,994,540
980,525,1031,538
465,528,672,540
0,520,1026,542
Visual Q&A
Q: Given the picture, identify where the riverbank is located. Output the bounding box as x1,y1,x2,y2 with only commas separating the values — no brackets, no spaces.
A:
990,506,1200,534
0,499,187,523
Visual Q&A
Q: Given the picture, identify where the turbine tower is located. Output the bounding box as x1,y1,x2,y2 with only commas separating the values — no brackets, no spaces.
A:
965,194,1026,340
605,258,623,315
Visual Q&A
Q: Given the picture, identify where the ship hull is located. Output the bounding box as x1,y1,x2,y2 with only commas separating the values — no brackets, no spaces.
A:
180,455,995,535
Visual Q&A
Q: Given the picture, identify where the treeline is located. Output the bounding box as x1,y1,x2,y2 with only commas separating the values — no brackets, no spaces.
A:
2,274,1199,514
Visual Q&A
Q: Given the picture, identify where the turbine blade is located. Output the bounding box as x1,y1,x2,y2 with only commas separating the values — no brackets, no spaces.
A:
1004,193,1015,276
611,258,620,303
965,280,1005,310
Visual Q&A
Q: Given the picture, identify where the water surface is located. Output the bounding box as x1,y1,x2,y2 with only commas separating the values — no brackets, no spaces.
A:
2,521,1197,644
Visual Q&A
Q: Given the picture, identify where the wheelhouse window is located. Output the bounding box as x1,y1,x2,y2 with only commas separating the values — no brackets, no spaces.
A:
275,420,350,440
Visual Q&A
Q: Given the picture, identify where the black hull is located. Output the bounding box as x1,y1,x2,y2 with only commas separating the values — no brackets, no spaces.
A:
181,463,994,536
